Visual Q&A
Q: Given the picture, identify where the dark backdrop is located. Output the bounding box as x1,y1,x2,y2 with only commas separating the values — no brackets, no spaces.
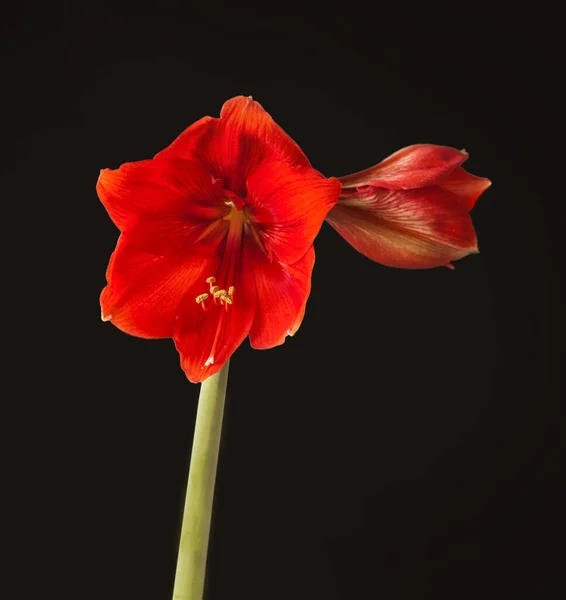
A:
6,2,562,599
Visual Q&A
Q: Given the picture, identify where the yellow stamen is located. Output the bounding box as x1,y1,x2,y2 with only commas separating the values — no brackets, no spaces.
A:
197,277,235,311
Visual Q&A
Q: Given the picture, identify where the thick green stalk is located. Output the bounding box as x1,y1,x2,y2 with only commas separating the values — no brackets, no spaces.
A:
172,359,230,600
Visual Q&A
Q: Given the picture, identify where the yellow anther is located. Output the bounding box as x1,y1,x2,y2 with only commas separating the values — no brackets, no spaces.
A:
197,277,235,310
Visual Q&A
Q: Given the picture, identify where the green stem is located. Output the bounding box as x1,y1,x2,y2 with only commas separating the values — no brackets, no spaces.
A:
172,359,230,600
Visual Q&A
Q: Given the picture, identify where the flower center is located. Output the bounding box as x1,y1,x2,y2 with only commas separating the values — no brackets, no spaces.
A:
222,188,246,211
192,185,265,318
195,276,235,312
219,187,268,257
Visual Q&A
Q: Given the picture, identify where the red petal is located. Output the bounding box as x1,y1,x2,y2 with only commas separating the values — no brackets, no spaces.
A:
154,115,216,160
173,218,257,383
437,166,492,209
174,293,255,383
339,145,467,190
247,245,315,349
157,96,310,197
326,186,478,269
100,236,210,338
97,157,228,256
246,161,341,264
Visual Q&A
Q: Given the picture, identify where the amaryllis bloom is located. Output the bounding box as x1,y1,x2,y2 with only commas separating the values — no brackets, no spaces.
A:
98,96,340,382
326,144,491,269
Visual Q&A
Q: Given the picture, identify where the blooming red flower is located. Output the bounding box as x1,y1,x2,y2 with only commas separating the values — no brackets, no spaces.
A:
98,96,340,382
325,144,491,269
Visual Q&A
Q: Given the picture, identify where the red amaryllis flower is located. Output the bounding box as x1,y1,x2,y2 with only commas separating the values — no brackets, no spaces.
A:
325,144,491,269
98,96,340,382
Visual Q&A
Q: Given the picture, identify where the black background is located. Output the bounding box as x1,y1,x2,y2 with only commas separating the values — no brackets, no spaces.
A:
6,2,563,599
